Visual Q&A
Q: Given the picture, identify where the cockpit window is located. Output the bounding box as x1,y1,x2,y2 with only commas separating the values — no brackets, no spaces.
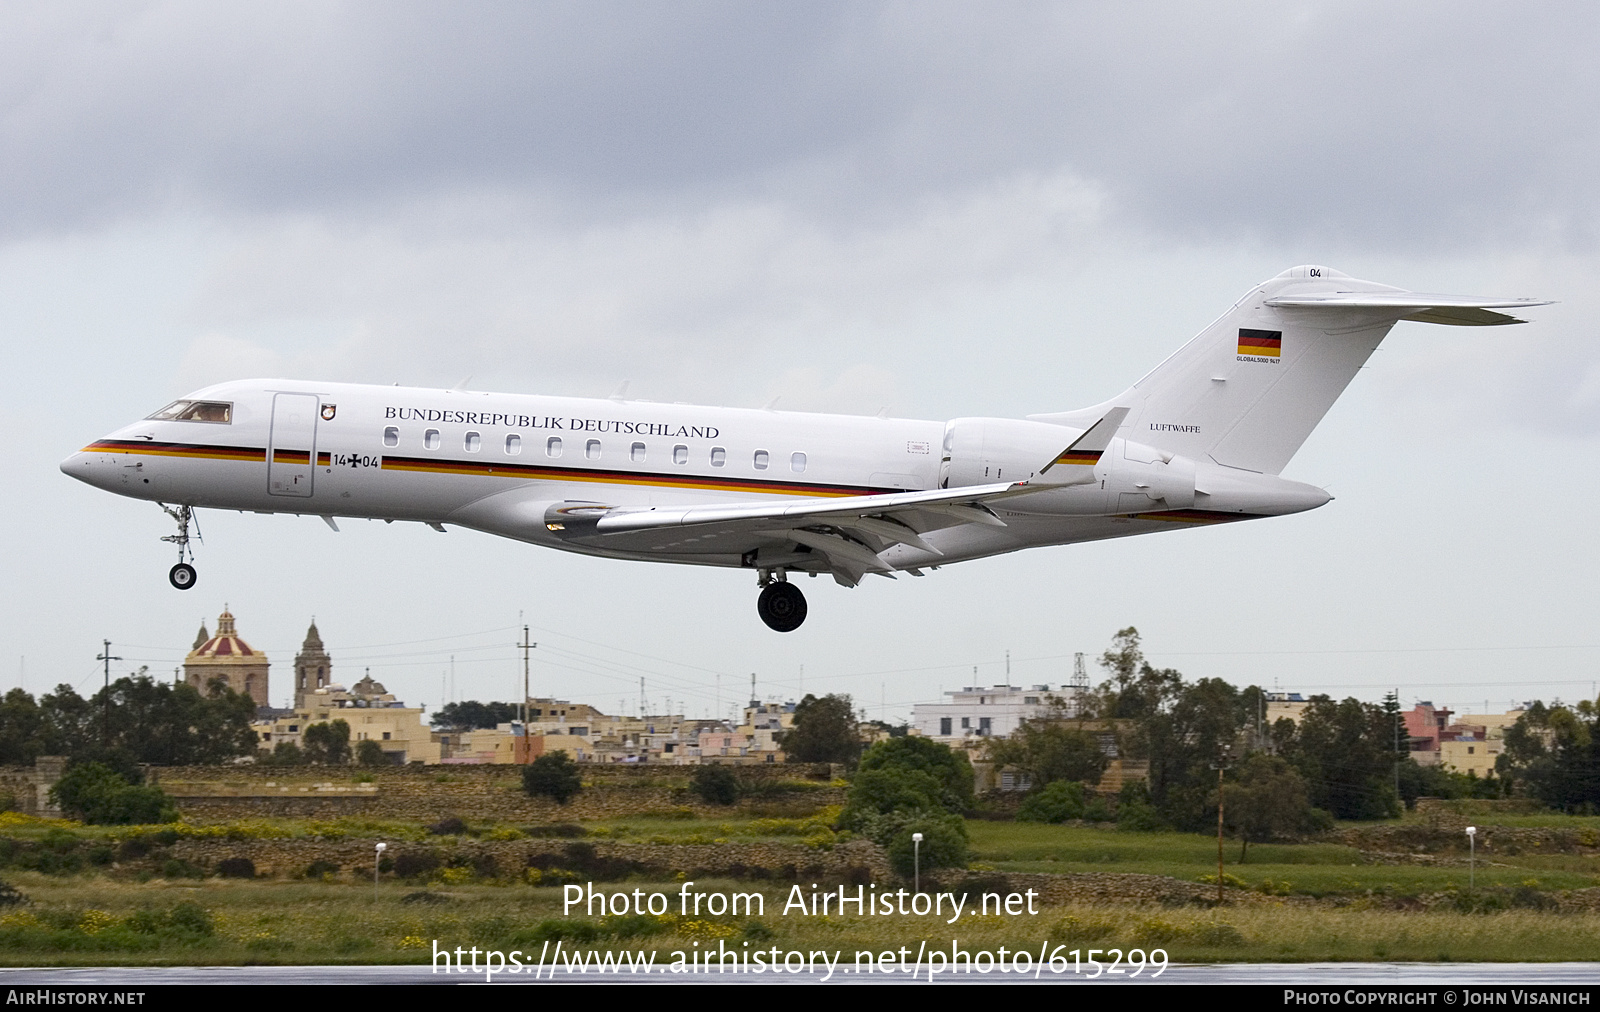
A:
147,400,233,423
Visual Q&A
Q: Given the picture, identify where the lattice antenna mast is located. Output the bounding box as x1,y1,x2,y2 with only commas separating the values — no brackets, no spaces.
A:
1070,652,1089,717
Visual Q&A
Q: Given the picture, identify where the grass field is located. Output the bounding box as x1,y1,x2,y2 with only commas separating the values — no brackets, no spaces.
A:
5,874,1600,965
1,809,1599,964
966,822,1600,896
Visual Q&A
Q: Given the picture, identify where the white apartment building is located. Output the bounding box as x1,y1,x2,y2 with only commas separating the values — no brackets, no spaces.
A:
912,684,1080,741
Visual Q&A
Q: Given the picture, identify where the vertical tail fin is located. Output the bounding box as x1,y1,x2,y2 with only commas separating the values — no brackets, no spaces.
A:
1030,266,1546,474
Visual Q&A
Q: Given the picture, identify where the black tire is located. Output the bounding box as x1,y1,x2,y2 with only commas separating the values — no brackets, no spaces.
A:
169,563,198,590
757,581,807,632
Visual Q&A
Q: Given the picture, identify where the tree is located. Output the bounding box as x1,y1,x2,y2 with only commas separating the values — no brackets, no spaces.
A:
50,762,176,825
690,764,741,805
1276,697,1402,820
855,736,974,812
0,677,257,768
839,766,948,832
783,694,860,765
838,736,972,875
523,752,582,804
1220,754,1327,862
355,739,388,767
432,700,522,732
1498,702,1600,810
263,741,306,766
302,720,352,765
987,721,1108,791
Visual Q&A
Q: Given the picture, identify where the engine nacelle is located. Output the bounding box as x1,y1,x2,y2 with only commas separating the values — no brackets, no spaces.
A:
941,417,1088,487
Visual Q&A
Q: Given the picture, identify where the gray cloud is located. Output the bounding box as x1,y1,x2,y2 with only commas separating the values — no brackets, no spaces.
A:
3,2,1598,250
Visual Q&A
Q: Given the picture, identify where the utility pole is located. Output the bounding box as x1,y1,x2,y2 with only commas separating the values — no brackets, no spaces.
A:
1070,653,1089,718
517,626,535,763
1210,750,1232,906
1388,688,1401,807
96,640,121,748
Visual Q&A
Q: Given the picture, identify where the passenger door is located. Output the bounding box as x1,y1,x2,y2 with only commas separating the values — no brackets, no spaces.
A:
268,392,319,497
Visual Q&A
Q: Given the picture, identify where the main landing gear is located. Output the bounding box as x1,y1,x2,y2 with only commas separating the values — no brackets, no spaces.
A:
756,571,807,632
160,504,200,591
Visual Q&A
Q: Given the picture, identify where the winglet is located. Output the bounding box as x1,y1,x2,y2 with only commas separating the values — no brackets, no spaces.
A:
1040,407,1128,477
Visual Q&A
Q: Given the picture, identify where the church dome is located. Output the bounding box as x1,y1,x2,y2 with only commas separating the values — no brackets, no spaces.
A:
187,607,259,662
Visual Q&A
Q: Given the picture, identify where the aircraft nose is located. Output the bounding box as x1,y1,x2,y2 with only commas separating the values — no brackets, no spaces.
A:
61,448,112,490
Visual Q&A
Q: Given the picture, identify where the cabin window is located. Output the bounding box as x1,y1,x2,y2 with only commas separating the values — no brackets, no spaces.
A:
147,400,233,424
424,429,441,450
710,446,726,467
546,436,562,457
586,439,602,460
790,451,807,473
630,441,646,463
672,444,688,465
464,431,481,452
383,426,399,447
505,434,522,455
753,450,769,470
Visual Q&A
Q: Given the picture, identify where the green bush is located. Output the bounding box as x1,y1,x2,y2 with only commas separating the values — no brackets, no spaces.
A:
1017,781,1087,823
126,901,213,938
216,857,255,879
839,767,947,832
522,753,582,805
49,764,177,825
856,737,974,812
884,813,969,877
355,739,387,767
690,765,742,806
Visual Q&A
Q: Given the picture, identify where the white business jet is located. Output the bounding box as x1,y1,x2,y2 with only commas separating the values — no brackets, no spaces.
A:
63,266,1546,631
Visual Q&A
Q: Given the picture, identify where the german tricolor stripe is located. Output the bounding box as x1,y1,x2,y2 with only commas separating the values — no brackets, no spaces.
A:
79,439,908,498
82,439,265,463
1126,509,1262,525
1051,448,1103,467
1237,328,1282,358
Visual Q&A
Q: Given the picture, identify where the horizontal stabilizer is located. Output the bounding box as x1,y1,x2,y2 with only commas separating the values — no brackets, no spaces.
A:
1264,291,1552,326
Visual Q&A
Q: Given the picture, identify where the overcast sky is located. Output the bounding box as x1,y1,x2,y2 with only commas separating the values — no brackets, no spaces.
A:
6,2,1598,725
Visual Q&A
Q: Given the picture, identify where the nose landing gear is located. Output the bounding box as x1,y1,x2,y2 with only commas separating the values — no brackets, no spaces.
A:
160,504,200,591
756,571,807,632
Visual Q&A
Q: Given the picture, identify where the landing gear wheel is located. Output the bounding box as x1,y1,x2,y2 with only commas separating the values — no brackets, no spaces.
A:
757,581,807,632
169,563,198,590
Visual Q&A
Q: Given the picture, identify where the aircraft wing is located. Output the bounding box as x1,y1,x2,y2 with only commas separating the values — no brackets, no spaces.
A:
562,481,1033,587
1263,291,1553,326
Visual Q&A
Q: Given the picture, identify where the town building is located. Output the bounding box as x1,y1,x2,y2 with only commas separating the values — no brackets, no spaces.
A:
184,608,270,706
292,621,333,709
250,619,440,764
912,684,1077,742
1403,701,1524,776
1263,691,1310,725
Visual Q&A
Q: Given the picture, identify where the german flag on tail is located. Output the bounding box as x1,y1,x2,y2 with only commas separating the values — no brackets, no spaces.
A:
1237,328,1282,358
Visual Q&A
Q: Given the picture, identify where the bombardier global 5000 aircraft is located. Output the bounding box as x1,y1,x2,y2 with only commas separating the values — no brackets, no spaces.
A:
64,266,1546,631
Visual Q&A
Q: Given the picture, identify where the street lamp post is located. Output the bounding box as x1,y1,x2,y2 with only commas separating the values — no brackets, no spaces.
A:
1465,826,1476,890
375,841,387,902
911,832,923,894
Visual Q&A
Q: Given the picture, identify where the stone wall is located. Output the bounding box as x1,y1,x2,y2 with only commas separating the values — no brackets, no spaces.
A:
164,836,889,883
0,757,65,817
140,762,844,823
